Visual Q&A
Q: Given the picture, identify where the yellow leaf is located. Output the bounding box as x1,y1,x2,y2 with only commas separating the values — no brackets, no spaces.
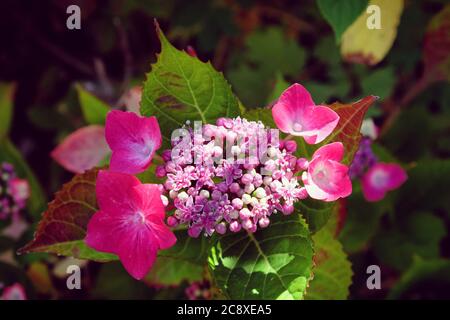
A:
340,0,404,66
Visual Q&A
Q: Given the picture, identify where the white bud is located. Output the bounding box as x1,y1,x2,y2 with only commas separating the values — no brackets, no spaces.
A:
263,176,273,185
169,190,178,199
160,195,169,206
177,191,188,200
242,194,252,204
199,189,210,199
254,187,266,199
244,183,255,194
267,147,277,158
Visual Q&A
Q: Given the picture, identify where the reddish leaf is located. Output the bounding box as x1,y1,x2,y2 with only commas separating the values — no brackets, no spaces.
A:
423,5,450,82
51,125,110,174
324,95,378,165
18,168,117,262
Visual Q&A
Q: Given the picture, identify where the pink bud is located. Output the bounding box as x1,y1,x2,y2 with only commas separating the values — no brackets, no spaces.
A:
162,150,172,162
155,165,166,178
167,216,178,227
232,198,243,210
229,182,241,194
284,140,297,153
241,173,253,185
229,221,241,232
242,219,254,230
188,226,202,238
259,217,270,228
282,204,294,215
239,208,252,220
296,158,309,171
215,222,227,235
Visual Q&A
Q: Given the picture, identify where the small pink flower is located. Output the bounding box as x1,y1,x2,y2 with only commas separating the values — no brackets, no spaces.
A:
105,110,162,174
304,142,352,202
272,83,339,144
1,283,26,300
9,178,30,204
86,170,176,280
362,163,407,202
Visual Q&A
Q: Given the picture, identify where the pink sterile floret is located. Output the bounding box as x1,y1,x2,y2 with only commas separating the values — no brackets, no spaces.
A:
303,142,352,202
272,83,339,144
105,110,162,174
86,170,176,280
1,283,27,300
362,163,407,202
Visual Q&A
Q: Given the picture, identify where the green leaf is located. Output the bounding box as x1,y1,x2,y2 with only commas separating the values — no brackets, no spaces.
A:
395,160,450,213
145,231,210,286
209,213,313,300
0,83,14,140
141,22,241,145
338,185,391,253
361,66,395,100
306,217,352,300
243,108,275,128
18,168,117,262
76,84,110,125
246,28,306,78
266,73,289,105
373,211,446,271
388,257,450,300
0,139,46,219
317,0,368,42
296,200,335,234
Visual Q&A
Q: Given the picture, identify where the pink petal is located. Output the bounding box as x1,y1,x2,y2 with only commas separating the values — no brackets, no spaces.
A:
148,222,177,250
132,184,177,249
278,83,315,112
272,84,314,134
95,170,141,215
51,125,110,174
132,184,165,220
87,209,160,280
305,143,352,202
301,105,339,144
362,163,407,202
272,83,339,144
1,283,26,300
117,230,158,280
85,210,123,253
105,110,162,174
382,163,408,189
312,142,344,162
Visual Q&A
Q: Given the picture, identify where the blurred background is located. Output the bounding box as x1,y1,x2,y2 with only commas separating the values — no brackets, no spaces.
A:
0,0,449,299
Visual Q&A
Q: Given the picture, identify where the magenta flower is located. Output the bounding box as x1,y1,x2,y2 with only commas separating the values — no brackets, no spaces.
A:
1,283,26,300
362,163,407,202
86,170,176,280
272,83,339,144
105,110,162,174
303,142,352,202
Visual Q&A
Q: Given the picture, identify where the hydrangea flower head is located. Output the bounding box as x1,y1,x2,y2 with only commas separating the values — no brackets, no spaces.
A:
160,117,351,237
362,163,407,202
105,110,162,174
272,83,339,144
86,170,176,279
303,142,352,202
